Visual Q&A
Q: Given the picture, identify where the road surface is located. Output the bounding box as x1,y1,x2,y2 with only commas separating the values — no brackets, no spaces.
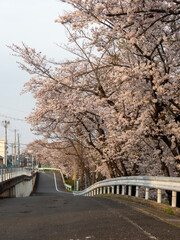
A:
0,171,180,240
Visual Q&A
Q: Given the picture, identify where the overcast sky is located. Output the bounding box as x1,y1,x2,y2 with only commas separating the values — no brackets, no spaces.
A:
0,0,71,151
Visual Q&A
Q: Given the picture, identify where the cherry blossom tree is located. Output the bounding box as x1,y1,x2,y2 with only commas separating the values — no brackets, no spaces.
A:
55,0,180,176
9,0,180,182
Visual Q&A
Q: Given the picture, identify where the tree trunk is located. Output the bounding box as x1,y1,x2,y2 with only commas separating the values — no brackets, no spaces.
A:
106,161,116,178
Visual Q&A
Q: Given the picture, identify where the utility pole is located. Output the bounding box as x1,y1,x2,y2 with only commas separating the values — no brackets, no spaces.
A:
17,134,20,167
32,155,34,169
14,129,16,166
2,120,10,167
11,143,14,166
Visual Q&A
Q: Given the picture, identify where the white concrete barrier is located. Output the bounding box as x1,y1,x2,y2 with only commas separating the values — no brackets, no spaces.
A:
15,174,36,197
0,169,37,198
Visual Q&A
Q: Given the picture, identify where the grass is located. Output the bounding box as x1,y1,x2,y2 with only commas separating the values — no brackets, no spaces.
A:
164,208,174,215
65,178,74,186
65,178,75,191
163,200,170,206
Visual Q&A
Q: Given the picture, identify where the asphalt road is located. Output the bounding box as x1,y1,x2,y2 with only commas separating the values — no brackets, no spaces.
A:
0,171,180,240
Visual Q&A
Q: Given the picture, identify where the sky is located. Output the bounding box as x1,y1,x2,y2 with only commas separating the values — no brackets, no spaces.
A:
0,0,71,151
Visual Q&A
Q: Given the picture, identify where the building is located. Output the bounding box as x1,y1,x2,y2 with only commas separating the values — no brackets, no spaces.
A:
0,139,5,166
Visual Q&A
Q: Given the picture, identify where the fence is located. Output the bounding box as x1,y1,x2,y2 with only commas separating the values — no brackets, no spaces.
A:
0,167,32,183
73,176,180,208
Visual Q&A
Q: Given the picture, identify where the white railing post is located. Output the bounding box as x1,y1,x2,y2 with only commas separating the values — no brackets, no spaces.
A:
157,189,162,203
100,187,102,194
103,187,106,194
122,185,125,195
1,169,3,182
112,186,114,194
172,191,177,207
94,189,96,196
145,188,149,200
8,168,10,180
7,168,9,180
4,169,6,181
135,186,139,197
107,186,110,194
116,185,120,194
97,188,99,195
128,186,132,196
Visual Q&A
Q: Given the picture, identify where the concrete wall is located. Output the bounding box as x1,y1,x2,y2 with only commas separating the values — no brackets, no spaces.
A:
15,175,36,197
0,174,36,198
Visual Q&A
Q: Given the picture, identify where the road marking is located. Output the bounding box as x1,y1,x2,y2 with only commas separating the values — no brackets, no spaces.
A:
92,198,158,240
53,172,72,194
123,216,158,240
53,172,63,193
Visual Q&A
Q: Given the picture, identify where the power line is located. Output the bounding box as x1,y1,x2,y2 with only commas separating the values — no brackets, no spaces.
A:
7,143,29,146
8,128,21,134
8,128,17,133
0,113,26,122
0,105,28,114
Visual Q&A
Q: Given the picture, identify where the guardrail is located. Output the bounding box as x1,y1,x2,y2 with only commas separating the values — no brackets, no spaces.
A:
38,168,72,191
0,168,32,183
73,176,180,208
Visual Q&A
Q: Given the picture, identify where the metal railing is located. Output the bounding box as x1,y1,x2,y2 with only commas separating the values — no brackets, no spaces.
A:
38,167,72,191
0,167,32,183
73,176,180,208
